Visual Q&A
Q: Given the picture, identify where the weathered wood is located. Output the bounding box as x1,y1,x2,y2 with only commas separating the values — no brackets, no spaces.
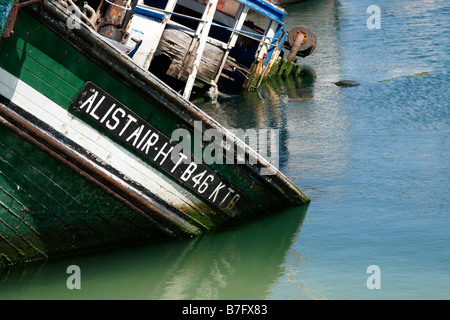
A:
154,21,249,85
214,4,249,84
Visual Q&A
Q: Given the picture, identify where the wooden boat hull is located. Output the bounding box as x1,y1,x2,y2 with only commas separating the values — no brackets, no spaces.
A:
0,1,309,266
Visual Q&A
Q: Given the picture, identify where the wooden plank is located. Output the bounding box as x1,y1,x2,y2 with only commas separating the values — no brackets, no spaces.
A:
0,67,220,230
9,36,85,90
0,128,148,240
0,12,183,139
157,21,249,84
8,12,169,123
0,233,27,265
0,170,83,254
215,4,249,83
0,122,170,259
0,206,45,260
0,150,106,246
1,42,80,100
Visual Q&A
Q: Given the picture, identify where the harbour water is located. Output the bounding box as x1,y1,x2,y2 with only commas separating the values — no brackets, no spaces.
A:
1,0,449,299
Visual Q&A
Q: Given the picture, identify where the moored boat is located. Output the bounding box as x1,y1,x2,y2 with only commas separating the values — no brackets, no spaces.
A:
0,0,309,267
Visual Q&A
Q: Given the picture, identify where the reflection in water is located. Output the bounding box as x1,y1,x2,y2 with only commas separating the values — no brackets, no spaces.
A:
0,205,308,299
198,0,348,202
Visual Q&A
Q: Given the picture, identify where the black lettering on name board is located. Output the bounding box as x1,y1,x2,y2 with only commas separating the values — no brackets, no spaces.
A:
71,82,243,214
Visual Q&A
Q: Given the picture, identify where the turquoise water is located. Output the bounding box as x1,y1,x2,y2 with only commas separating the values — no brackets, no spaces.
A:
1,0,449,299
197,0,450,299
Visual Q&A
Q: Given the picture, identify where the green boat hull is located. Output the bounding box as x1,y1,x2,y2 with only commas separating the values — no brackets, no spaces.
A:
0,123,170,266
0,1,309,266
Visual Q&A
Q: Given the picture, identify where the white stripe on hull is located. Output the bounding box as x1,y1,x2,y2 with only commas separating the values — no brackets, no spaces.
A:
0,67,212,216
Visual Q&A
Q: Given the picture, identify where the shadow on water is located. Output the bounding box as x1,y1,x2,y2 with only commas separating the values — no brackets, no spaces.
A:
0,204,309,299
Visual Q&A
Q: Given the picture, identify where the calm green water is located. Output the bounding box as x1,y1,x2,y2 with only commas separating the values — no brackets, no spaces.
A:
1,0,449,299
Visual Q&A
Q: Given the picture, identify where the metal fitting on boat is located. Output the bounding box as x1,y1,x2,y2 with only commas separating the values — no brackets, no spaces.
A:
287,25,316,60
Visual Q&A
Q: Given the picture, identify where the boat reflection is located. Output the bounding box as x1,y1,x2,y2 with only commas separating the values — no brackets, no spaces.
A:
0,204,308,299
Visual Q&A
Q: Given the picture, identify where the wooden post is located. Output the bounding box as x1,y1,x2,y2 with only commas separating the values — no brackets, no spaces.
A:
177,0,215,80
143,0,177,68
257,20,277,62
182,0,218,100
214,4,249,84
244,20,278,90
